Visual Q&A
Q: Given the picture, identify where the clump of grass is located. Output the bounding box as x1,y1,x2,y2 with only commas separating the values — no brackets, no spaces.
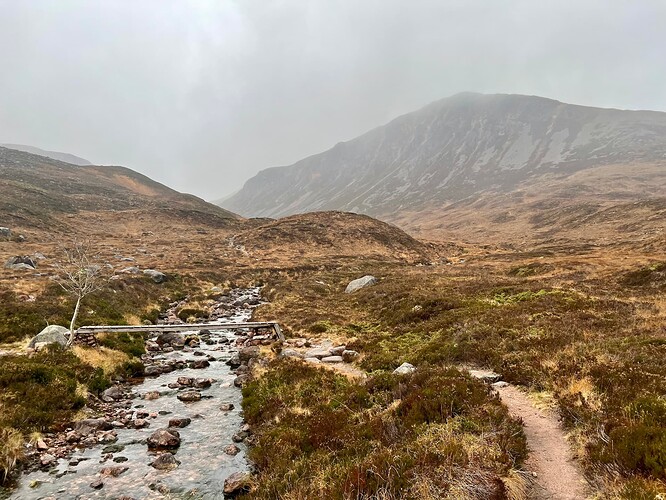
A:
97,332,146,358
177,307,208,322
240,359,526,499
0,428,23,484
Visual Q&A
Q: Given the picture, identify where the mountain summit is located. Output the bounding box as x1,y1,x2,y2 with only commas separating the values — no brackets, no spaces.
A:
223,93,666,242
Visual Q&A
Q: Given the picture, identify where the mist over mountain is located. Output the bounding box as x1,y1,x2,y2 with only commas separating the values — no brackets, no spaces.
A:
223,93,666,232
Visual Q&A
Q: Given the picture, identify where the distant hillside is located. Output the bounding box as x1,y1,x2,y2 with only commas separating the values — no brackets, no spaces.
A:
0,147,239,229
232,211,436,263
1,143,92,166
223,93,666,245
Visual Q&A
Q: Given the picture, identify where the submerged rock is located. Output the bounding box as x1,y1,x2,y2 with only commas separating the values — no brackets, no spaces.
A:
150,453,180,471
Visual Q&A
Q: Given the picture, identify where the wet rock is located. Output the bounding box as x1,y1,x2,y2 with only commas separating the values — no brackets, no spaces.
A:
177,376,195,386
177,390,202,402
226,353,241,368
321,356,343,363
102,386,125,402
219,403,235,412
223,444,241,456
113,456,129,463
144,365,163,377
40,453,56,467
168,417,191,428
100,466,128,477
184,335,200,348
223,471,252,496
90,479,104,490
239,346,260,362
65,431,81,443
189,359,210,369
146,429,181,449
156,332,185,348
232,431,249,443
194,378,214,389
342,350,359,362
98,431,118,444
132,419,150,429
102,444,125,454
150,453,180,471
74,418,113,436
193,350,205,356
143,391,160,400
233,374,250,388
345,275,377,293
167,382,180,389
393,362,416,375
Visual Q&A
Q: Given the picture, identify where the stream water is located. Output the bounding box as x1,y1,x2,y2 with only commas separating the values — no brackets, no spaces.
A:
8,288,261,500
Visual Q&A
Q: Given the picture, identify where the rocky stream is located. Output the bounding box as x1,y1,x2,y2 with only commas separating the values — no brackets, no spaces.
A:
5,287,269,500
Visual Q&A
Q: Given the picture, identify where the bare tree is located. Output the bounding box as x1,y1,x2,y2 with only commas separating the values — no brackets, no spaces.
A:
54,241,106,347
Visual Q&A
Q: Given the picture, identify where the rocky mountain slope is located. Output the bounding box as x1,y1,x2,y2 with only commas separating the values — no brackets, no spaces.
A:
0,147,239,230
1,143,92,166
223,93,666,244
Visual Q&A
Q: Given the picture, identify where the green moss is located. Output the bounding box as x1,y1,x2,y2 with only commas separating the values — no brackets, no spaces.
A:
97,332,147,358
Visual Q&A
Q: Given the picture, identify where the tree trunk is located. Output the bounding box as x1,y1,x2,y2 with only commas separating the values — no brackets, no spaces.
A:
67,295,82,347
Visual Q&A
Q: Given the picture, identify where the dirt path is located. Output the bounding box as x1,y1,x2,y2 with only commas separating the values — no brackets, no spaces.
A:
496,384,591,499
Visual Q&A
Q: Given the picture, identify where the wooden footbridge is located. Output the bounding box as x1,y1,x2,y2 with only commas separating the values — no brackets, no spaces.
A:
75,321,284,341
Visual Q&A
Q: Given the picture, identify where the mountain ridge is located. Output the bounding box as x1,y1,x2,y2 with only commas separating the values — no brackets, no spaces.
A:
222,92,666,244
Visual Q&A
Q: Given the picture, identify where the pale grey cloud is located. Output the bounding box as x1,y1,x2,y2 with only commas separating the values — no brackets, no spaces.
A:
0,0,664,200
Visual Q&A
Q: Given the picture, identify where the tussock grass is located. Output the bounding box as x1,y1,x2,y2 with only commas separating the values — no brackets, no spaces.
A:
73,346,130,375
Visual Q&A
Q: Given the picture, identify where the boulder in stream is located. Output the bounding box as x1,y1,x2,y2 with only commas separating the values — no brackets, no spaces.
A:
146,429,181,449
150,453,180,471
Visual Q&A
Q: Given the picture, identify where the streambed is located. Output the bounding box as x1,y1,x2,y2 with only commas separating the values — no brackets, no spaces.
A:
8,288,263,500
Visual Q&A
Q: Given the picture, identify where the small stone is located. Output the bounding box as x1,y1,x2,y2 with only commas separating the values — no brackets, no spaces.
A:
177,376,195,387
304,357,321,364
133,419,150,429
40,453,56,467
189,359,210,369
143,391,160,400
330,346,346,356
233,375,250,388
232,431,249,443
219,403,235,412
492,381,510,388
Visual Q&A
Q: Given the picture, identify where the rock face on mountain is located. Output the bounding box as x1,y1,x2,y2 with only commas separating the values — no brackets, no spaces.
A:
223,93,666,244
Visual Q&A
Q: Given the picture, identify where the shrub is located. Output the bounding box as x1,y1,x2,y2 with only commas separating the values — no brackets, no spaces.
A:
0,428,23,484
97,332,146,358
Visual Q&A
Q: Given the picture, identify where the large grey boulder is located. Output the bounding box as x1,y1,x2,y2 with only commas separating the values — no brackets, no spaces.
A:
28,325,69,350
143,269,166,283
345,275,377,293
5,255,36,271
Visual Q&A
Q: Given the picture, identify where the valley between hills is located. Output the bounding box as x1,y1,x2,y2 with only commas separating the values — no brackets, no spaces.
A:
0,93,665,500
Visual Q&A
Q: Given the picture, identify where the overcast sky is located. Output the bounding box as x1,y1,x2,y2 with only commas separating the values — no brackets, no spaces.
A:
1,1,665,200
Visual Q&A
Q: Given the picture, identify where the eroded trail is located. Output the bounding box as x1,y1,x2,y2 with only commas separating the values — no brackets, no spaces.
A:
496,385,591,500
